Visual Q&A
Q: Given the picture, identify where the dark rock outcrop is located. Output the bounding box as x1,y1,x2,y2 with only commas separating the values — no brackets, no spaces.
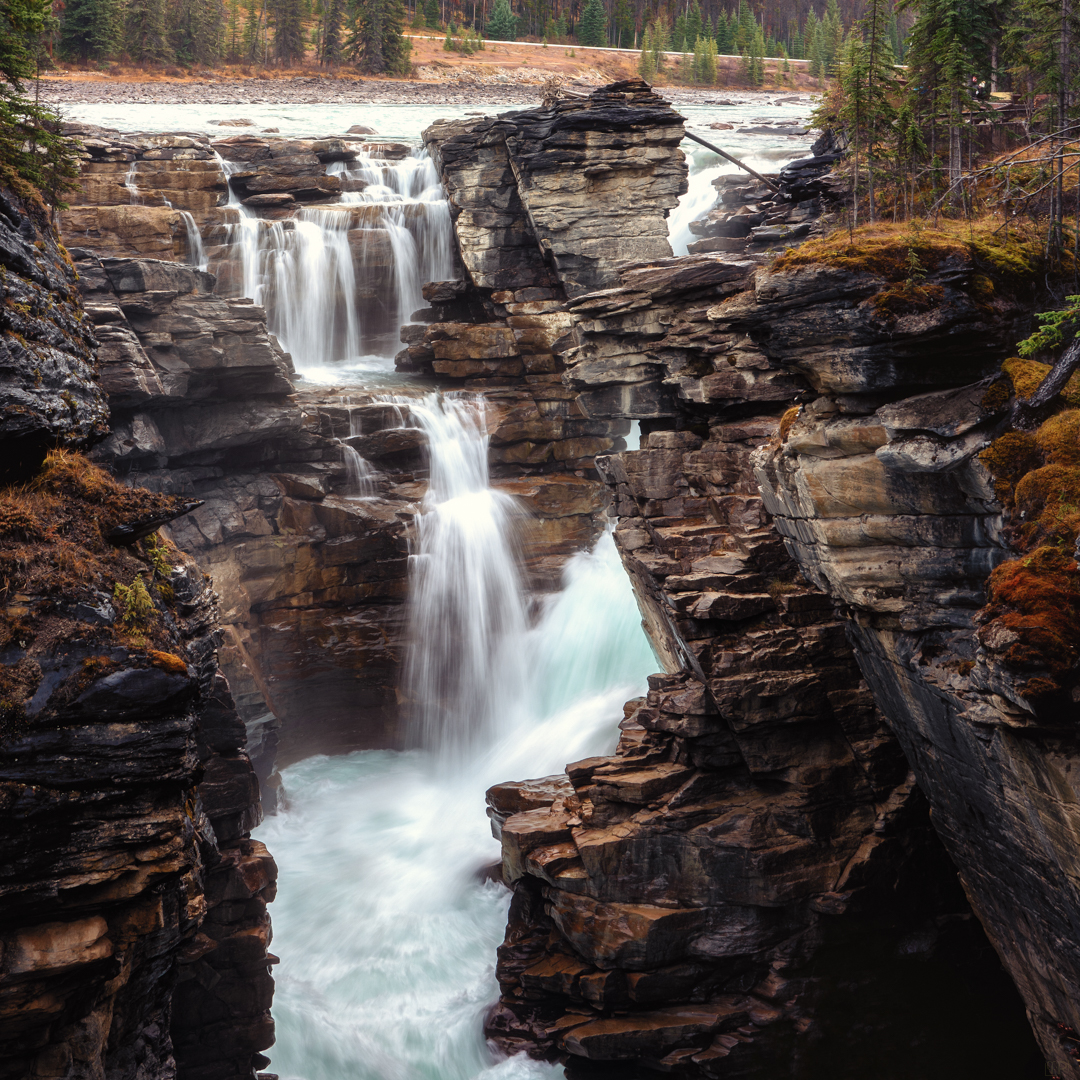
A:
0,185,107,482
0,457,273,1080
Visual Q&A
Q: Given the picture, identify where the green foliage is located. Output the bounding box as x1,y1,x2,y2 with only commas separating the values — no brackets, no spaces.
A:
423,0,438,29
347,0,411,73
577,0,605,47
1018,297,1080,358
637,26,655,80
272,0,305,63
485,0,515,40
691,33,715,84
0,0,78,205
143,532,172,578
113,575,155,630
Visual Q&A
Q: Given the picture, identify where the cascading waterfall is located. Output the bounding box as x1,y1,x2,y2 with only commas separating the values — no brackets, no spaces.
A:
254,393,658,1080
179,210,208,270
124,161,141,204
341,402,377,498
401,394,529,757
213,146,455,375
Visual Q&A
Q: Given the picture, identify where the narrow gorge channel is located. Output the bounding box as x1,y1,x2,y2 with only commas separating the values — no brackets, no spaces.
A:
6,78,1076,1080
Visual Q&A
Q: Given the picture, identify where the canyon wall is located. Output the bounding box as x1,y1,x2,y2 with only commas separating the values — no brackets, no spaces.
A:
418,81,1065,1077
0,186,273,1079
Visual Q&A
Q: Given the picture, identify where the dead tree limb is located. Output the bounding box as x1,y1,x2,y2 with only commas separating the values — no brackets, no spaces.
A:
1012,335,1080,429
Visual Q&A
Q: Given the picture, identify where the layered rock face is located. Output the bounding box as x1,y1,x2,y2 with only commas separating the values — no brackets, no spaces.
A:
481,253,1039,1078
747,277,1080,1077
0,184,107,482
413,83,1049,1076
0,464,274,1079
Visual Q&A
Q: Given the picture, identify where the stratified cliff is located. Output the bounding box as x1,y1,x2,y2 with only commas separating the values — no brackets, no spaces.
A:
416,83,1058,1077
0,184,274,1080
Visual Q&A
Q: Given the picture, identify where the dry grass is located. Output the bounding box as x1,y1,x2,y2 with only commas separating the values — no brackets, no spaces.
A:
0,451,197,735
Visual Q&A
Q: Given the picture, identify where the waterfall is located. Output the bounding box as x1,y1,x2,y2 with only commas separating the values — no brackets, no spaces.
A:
341,404,377,498
401,394,529,757
211,146,455,376
255,525,656,1080
124,161,141,204
179,211,208,270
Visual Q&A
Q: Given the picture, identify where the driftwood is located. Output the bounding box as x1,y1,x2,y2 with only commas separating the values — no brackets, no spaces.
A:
682,130,781,192
1012,335,1080,429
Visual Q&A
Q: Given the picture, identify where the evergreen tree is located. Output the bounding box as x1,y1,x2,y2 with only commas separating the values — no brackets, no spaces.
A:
612,0,632,47
822,0,843,70
686,0,702,46
423,0,439,28
347,0,411,71
320,0,344,62
861,0,898,219
749,23,765,83
169,0,225,64
60,0,123,62
1,0,77,202
903,0,984,197
125,0,171,62
486,0,516,39
272,0,305,62
577,0,605,46
638,21,655,78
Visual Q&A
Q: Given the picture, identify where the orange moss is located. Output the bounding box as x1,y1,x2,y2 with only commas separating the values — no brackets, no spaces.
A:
147,650,188,674
981,377,1013,411
1035,410,1080,465
871,281,945,319
1001,355,1080,406
778,406,801,442
986,547,1080,673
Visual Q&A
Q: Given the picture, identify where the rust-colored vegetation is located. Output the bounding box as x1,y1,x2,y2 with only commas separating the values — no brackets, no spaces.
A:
0,450,195,734
979,365,1080,693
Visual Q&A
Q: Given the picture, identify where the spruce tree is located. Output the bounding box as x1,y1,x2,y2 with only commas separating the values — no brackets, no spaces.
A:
686,0,702,48
125,0,171,62
577,0,605,47
638,22,655,78
347,0,410,72
486,0,516,39
60,0,123,62
423,0,439,28
272,0,305,63
612,0,632,47
321,0,344,62
1,0,77,201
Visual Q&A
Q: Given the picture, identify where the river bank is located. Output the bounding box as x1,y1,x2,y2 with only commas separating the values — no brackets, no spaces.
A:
38,71,816,109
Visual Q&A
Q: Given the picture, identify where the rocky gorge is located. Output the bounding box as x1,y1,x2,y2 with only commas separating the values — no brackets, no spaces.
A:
0,76,1074,1080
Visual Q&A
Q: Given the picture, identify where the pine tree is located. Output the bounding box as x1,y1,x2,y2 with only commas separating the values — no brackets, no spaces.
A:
1,0,78,202
750,24,765,84
638,22,655,78
423,0,439,28
577,0,605,46
125,0,171,62
686,0,702,47
272,0,305,62
169,0,225,65
486,0,516,39
612,0,631,47
861,0,898,220
822,0,843,71
347,0,411,72
60,0,123,62
321,0,344,62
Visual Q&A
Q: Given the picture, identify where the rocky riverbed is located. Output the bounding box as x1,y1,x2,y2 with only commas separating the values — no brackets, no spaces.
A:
38,71,815,110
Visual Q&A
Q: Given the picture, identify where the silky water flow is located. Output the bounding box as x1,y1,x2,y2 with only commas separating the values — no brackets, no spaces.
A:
255,394,658,1080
